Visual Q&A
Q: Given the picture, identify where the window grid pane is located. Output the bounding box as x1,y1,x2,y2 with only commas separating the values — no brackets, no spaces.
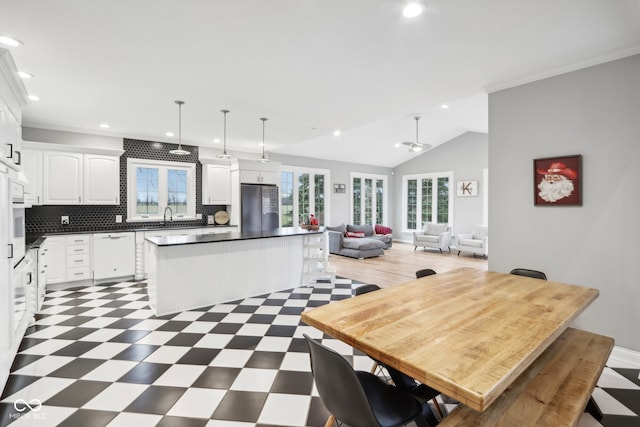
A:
407,179,417,229
314,174,325,226
376,179,384,225
167,169,187,213
281,172,294,227
352,178,361,224
298,173,310,224
136,167,159,215
363,179,373,225
421,179,433,225
437,177,449,223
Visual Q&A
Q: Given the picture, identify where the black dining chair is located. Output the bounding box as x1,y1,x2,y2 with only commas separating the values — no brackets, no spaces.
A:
304,334,436,427
509,268,547,280
352,282,445,420
416,268,437,278
354,283,382,296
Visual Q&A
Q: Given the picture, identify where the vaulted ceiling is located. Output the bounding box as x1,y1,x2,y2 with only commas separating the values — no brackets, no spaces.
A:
2,0,639,166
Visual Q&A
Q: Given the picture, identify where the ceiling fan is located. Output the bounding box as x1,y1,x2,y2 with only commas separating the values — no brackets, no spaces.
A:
401,116,431,152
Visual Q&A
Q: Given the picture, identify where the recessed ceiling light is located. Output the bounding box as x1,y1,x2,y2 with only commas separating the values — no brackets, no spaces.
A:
441,104,449,109
18,71,33,79
28,94,39,101
99,123,110,129
394,143,401,148
0,35,23,47
403,3,423,18
213,138,220,143
165,132,174,137
333,130,341,137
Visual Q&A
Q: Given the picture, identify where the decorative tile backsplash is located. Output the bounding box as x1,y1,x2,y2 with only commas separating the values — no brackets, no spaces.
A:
26,139,227,235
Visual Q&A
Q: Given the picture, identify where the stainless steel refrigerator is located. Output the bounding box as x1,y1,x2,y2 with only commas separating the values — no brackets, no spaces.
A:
241,184,280,232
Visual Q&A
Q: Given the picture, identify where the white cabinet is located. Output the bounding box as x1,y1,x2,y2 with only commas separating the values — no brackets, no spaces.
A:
43,151,84,204
93,232,135,281
200,226,237,235
44,236,66,284
24,142,123,206
22,149,42,205
203,163,231,205
239,169,280,185
84,154,120,204
66,234,91,281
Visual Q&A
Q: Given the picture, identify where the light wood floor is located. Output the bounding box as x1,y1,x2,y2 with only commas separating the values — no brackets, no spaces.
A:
329,241,488,288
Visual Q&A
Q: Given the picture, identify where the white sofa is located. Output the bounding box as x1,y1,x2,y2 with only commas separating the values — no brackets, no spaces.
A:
456,225,488,258
413,223,452,253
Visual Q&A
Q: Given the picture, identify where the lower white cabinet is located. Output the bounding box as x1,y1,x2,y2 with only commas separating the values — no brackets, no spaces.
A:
44,236,66,284
93,232,135,281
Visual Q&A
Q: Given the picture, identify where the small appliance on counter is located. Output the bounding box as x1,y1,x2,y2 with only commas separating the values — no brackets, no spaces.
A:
207,215,215,225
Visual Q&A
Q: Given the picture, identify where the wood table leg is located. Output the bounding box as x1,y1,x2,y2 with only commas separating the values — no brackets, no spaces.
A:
324,415,335,427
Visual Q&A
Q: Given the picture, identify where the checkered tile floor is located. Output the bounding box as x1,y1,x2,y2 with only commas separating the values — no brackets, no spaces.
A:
1,279,639,427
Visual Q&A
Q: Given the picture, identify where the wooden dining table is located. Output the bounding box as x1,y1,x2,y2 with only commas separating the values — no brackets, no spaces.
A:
300,267,599,412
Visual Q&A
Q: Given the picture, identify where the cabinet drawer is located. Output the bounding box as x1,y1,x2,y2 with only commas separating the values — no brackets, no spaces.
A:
67,244,90,255
67,235,91,245
67,254,90,267
66,267,91,281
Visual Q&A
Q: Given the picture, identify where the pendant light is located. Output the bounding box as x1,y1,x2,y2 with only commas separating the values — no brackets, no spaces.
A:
169,100,190,155
258,117,269,163
218,109,232,159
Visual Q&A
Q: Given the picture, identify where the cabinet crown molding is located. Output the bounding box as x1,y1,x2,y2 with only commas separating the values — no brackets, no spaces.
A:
23,141,124,157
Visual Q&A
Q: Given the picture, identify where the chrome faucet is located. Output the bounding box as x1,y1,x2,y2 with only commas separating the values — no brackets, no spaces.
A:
163,206,173,224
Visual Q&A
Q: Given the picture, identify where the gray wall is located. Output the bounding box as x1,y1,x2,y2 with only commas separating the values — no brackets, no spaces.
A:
23,127,123,150
489,54,640,351
392,131,488,242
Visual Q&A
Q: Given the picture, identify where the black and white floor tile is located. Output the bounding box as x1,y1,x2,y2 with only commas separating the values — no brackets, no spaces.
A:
1,279,639,427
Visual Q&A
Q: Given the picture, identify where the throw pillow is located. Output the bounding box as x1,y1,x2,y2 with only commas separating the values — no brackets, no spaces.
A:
345,231,365,238
346,224,373,236
375,225,392,235
326,224,347,235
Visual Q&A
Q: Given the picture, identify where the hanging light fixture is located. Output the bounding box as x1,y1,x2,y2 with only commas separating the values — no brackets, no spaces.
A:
169,100,190,155
258,117,269,163
219,109,232,159
400,116,431,153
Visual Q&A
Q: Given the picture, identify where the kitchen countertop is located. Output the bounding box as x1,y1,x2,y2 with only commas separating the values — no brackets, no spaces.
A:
146,227,323,246
26,224,239,245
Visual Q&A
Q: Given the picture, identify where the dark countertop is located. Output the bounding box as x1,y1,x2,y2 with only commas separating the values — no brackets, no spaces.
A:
26,224,238,245
146,227,324,246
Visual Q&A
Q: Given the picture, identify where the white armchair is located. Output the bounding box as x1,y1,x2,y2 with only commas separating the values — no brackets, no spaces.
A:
413,223,451,253
456,225,488,258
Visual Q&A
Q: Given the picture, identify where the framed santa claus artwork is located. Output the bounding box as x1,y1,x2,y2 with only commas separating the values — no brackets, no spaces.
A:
533,154,582,206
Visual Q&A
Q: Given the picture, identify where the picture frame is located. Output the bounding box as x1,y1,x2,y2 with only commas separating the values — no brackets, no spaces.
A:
333,183,346,193
534,154,582,206
457,180,478,197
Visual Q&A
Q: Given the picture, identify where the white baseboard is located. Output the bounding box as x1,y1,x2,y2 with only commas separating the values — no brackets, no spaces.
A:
608,346,640,368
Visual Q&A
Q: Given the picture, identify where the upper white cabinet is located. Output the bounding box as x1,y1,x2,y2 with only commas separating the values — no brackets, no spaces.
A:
21,149,42,205
84,154,120,204
234,159,281,185
43,151,84,204
202,163,231,205
24,142,123,205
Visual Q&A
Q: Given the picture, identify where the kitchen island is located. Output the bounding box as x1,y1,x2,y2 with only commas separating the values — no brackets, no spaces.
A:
145,228,323,315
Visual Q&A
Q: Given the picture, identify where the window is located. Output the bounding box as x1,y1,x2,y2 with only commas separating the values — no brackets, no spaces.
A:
403,172,453,231
280,167,330,227
127,158,196,221
351,173,388,225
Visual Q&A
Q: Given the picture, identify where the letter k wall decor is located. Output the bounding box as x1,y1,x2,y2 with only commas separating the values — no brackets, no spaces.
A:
457,180,478,197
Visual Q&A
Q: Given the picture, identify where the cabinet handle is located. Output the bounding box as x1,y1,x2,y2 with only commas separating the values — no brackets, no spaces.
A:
37,195,40,204
75,249,83,252
74,272,83,276
26,273,32,284
74,259,83,263
78,196,81,203
6,143,12,158
7,244,13,259
15,151,21,165
116,196,119,204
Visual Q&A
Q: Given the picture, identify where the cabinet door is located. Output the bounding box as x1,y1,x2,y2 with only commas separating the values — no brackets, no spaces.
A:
239,170,260,184
22,149,43,205
44,236,66,284
203,164,231,204
43,152,83,204
84,154,120,205
259,171,280,185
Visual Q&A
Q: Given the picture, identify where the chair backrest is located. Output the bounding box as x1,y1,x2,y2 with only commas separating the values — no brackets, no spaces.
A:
415,268,437,278
304,334,381,427
510,268,547,280
354,284,381,296
472,225,488,240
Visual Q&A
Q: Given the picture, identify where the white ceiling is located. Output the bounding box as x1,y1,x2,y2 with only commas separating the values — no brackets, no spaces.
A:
1,0,639,167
